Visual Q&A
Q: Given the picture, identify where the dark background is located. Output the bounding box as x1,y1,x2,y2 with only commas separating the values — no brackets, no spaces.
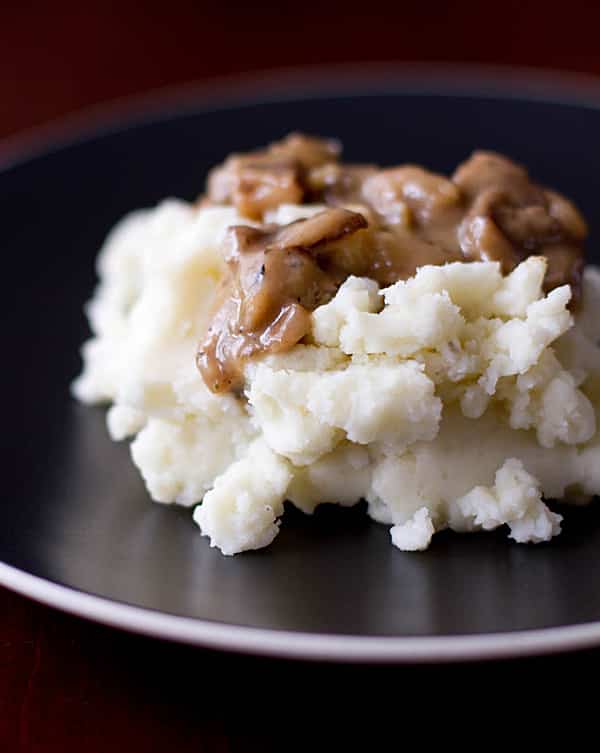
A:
5,0,600,141
4,1,600,749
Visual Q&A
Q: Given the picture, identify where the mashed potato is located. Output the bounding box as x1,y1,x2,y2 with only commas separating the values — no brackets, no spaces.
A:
73,199,600,555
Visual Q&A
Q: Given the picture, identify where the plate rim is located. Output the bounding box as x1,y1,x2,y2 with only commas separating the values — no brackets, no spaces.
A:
4,561,600,663
5,62,600,171
5,63,600,662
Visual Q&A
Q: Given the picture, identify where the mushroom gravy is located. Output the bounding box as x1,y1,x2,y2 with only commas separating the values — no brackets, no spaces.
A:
198,134,587,393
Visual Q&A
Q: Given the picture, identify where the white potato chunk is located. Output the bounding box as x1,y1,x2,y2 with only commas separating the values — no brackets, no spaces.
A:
193,440,292,555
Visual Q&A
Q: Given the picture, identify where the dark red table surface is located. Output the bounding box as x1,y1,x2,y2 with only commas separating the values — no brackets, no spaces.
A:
4,1,600,748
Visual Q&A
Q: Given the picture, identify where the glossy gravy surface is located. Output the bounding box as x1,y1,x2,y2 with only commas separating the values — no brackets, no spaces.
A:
198,134,587,393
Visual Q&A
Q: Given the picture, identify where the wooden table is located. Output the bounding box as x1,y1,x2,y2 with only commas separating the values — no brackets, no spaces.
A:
3,1,600,748
2,586,599,749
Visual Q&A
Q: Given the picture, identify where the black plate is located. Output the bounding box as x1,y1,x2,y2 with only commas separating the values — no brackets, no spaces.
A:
2,70,600,661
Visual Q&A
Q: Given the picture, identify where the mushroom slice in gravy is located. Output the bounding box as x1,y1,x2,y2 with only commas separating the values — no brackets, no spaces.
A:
199,135,587,393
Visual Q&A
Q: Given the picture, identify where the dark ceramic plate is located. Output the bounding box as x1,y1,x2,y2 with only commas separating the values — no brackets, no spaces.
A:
3,68,600,662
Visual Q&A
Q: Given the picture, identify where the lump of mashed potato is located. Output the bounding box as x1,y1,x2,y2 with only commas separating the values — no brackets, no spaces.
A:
73,136,600,555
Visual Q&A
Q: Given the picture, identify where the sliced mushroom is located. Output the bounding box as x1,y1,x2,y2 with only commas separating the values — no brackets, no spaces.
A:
363,166,461,226
268,131,341,168
197,208,368,393
205,133,341,219
197,138,589,394
306,163,378,205
545,189,588,240
455,152,585,276
452,151,542,205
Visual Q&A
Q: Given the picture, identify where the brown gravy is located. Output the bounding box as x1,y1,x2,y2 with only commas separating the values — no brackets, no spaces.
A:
198,134,587,394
